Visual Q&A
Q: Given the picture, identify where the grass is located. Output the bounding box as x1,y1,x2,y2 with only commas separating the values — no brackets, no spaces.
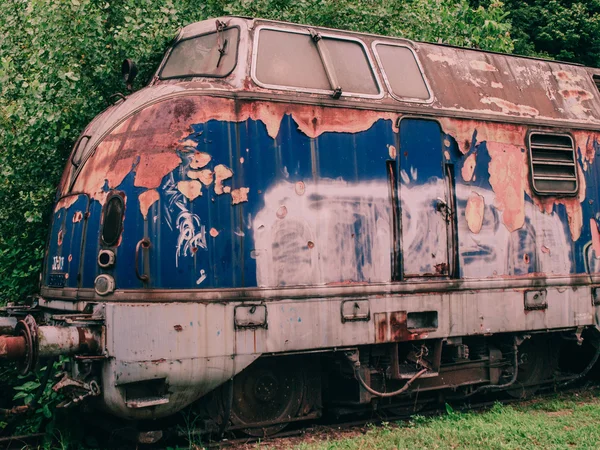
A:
258,388,600,450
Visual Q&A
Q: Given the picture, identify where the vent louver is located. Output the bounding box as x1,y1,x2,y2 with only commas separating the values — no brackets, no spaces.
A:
528,132,577,195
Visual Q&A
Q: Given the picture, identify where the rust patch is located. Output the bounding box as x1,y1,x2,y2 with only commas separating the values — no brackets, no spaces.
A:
68,254,72,262
388,145,397,159
231,187,250,205
528,164,586,241
189,152,211,169
374,311,410,343
173,325,183,332
177,180,202,201
560,89,593,101
461,153,477,181
523,253,530,264
438,118,526,154
465,192,485,234
487,142,527,232
72,211,83,223
135,153,182,189
480,97,539,117
276,205,288,219
470,60,497,72
573,131,600,169
57,229,64,246
295,181,306,196
138,189,160,220
188,169,214,185
69,97,400,202
54,196,78,213
209,228,219,237
307,241,315,249
591,218,600,257
214,164,233,195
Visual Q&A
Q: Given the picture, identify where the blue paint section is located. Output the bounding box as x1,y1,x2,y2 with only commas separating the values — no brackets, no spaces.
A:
45,99,600,292
45,194,89,288
398,119,448,276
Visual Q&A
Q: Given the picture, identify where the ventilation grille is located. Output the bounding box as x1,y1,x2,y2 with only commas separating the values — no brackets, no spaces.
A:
529,133,577,195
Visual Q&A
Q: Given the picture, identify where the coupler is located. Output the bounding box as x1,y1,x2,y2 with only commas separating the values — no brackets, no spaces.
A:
0,315,101,374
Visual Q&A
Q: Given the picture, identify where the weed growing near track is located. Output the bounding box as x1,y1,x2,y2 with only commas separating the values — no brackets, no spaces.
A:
258,387,600,450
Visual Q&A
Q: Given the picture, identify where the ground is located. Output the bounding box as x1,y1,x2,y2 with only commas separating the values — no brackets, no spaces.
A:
234,386,600,450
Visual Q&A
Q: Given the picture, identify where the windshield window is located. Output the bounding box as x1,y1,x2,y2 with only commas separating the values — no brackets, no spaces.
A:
160,27,239,79
255,29,379,96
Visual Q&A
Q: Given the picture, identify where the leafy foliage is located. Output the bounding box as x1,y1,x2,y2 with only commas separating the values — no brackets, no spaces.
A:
0,0,514,304
473,0,600,66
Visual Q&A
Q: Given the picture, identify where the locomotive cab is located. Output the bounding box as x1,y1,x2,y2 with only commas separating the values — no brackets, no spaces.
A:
2,16,600,442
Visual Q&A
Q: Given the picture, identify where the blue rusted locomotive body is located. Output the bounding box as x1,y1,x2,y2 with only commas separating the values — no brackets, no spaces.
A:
3,16,600,439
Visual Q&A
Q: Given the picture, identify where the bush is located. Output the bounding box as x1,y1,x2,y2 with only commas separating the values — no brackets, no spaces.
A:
0,0,513,304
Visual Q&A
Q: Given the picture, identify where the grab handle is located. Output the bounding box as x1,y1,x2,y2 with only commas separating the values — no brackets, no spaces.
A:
135,238,151,282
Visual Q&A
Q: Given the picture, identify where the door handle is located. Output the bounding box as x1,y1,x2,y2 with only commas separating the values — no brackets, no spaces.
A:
135,238,151,282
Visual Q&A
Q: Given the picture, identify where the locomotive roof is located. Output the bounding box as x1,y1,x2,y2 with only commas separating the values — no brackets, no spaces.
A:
150,16,600,131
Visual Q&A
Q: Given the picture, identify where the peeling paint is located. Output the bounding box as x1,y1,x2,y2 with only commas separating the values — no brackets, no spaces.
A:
177,180,203,201
214,164,233,195
54,196,78,213
209,228,219,237
487,142,527,232
72,211,83,223
480,97,539,117
231,187,250,205
138,189,160,220
491,81,503,89
188,169,214,185
461,153,477,182
465,192,485,234
388,145,397,159
295,181,306,196
189,152,211,169
470,60,497,72
276,205,288,219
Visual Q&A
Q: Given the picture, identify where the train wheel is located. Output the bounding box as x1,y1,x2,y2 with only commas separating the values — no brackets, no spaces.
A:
229,356,305,437
506,336,551,399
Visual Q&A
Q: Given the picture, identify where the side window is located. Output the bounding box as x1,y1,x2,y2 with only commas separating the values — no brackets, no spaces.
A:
160,27,239,79
71,135,90,167
374,43,431,101
254,28,380,96
528,132,578,195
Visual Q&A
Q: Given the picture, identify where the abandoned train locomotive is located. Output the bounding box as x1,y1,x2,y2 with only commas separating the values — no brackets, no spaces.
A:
2,16,600,439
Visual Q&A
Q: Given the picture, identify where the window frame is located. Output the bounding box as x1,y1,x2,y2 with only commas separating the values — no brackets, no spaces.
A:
527,130,579,197
251,25,384,100
158,26,241,80
371,40,434,104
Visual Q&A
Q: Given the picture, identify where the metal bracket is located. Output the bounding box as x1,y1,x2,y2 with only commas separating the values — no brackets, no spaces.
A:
524,289,547,311
234,304,267,329
341,299,370,323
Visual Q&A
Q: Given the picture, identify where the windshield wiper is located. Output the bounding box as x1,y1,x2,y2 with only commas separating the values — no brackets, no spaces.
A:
215,19,229,68
309,29,342,99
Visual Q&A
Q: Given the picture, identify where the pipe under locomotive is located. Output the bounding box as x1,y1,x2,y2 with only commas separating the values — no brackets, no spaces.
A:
3,16,600,441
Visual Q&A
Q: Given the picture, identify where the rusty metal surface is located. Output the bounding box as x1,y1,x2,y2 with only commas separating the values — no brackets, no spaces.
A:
0,335,26,359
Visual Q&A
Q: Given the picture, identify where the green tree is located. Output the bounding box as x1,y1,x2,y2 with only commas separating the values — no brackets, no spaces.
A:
473,0,600,66
0,0,512,304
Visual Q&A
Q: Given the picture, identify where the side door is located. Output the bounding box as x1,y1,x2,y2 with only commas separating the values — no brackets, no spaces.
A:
398,118,451,277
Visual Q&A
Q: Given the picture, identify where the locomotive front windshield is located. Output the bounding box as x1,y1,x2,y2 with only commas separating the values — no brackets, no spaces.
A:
160,27,239,79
